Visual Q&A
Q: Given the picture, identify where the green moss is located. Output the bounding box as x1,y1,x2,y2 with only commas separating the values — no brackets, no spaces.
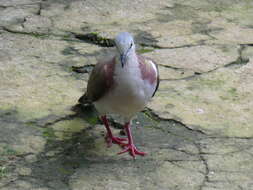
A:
198,78,225,89
74,33,114,47
157,4,198,22
220,45,232,53
220,96,229,101
3,28,49,38
49,118,88,140
58,167,72,175
220,88,239,101
189,95,200,102
61,47,77,55
228,88,238,96
87,116,99,125
0,145,17,160
213,6,224,12
0,166,7,178
142,110,160,123
0,145,17,178
90,32,99,35
42,128,56,139
137,48,154,54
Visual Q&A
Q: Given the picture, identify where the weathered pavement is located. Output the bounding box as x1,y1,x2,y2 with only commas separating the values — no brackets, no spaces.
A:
0,0,253,189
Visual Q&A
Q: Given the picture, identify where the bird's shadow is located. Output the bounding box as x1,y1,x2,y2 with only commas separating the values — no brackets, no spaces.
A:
25,102,205,188
71,103,124,130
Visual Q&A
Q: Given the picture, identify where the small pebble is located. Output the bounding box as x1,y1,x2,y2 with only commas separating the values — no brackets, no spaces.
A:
16,167,32,176
25,154,37,163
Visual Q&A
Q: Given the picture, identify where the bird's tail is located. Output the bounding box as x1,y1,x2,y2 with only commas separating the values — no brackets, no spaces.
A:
78,93,92,105
72,93,94,116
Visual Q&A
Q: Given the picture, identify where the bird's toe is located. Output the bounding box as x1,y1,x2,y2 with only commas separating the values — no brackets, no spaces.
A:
105,135,127,147
118,143,146,158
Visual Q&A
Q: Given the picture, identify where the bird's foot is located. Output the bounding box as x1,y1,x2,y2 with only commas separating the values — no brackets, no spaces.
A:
105,134,127,147
118,143,146,158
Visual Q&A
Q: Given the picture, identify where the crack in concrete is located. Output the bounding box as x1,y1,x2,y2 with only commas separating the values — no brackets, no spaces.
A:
165,159,200,162
160,44,250,82
2,26,49,38
26,113,78,129
36,2,42,16
240,43,253,47
0,178,19,189
72,32,114,47
72,65,94,74
2,26,75,42
71,29,208,50
195,143,210,190
18,175,63,190
224,45,249,68
159,72,201,82
1,27,113,46
0,2,41,8
157,63,186,71
0,21,229,73
208,136,253,140
159,62,219,82
144,108,207,135
164,145,198,156
201,29,217,41
41,114,77,128
165,159,203,173
140,42,204,50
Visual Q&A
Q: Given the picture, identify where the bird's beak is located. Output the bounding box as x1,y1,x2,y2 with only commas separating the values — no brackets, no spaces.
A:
120,53,126,68
119,43,133,68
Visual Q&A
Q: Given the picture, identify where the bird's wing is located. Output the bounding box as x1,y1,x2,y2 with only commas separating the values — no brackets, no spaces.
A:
85,56,116,102
138,55,160,97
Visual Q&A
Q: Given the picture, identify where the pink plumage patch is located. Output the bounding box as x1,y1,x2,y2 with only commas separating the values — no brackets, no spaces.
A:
138,55,157,84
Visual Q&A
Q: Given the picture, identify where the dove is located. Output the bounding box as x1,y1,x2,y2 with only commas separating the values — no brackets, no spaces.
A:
79,32,159,158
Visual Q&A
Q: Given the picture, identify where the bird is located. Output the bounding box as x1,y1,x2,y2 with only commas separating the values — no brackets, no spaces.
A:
79,32,159,158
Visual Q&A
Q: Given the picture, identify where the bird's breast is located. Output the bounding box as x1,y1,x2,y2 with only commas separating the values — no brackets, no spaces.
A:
94,57,156,119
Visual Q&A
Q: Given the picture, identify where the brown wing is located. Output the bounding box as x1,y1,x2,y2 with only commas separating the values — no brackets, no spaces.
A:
138,55,159,97
85,56,116,102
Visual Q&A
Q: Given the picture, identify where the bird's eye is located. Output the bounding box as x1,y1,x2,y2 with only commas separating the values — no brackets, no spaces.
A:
130,43,133,48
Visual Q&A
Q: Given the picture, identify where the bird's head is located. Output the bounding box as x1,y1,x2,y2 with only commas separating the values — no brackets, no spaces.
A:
115,32,135,67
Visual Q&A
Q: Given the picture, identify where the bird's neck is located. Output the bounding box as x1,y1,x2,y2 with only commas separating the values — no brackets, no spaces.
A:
126,50,138,66
118,49,138,67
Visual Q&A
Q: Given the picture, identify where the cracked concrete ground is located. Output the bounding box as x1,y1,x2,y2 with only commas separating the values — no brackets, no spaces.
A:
0,0,253,189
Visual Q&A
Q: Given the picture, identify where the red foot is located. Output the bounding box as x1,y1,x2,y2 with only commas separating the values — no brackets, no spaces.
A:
105,134,127,147
118,143,147,158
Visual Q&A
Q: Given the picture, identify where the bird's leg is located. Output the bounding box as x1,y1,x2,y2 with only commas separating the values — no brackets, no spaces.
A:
101,115,127,147
118,122,146,158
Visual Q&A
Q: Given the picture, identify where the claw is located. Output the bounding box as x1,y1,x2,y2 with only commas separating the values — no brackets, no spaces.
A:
118,121,147,158
101,115,127,147
101,116,147,158
105,134,127,147
118,143,146,158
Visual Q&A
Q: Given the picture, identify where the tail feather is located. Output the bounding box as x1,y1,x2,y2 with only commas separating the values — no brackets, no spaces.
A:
78,93,92,104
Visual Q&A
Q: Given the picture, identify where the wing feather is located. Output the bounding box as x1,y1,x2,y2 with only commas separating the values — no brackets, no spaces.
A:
85,56,116,102
138,55,159,97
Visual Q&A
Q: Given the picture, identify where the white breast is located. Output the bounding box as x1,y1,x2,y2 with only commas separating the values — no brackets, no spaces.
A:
94,56,155,120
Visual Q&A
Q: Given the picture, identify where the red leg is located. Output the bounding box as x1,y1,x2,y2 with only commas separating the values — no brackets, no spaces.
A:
101,115,127,147
118,122,147,158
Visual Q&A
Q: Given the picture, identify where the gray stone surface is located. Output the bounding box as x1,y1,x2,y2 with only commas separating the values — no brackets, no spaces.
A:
1,0,253,190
